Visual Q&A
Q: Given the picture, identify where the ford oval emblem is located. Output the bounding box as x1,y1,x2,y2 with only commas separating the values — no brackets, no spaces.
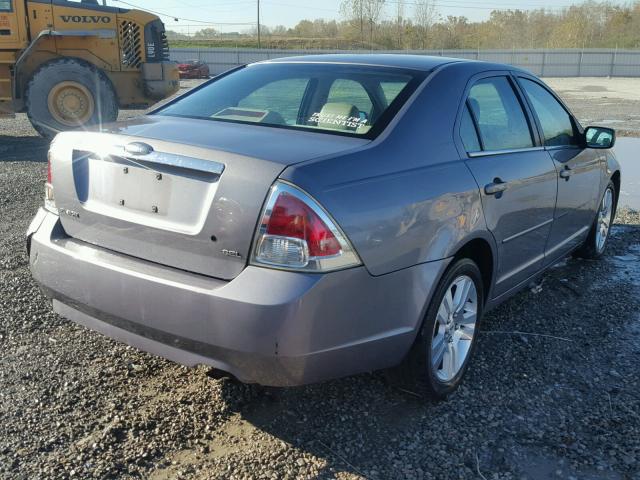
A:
124,142,154,156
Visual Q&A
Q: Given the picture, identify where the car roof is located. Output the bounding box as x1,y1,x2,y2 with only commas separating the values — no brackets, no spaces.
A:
260,54,466,71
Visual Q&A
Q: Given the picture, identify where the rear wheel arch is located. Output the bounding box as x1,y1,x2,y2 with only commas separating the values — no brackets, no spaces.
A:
451,236,495,303
611,170,621,215
389,256,486,399
402,234,495,345
413,234,495,339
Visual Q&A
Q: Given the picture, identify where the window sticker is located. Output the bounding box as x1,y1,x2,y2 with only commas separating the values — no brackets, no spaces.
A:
307,112,368,129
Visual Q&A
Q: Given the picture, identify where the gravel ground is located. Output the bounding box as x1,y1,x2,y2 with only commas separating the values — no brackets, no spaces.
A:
1,78,640,479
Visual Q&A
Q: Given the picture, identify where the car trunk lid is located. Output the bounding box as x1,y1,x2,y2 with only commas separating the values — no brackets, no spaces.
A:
50,118,368,280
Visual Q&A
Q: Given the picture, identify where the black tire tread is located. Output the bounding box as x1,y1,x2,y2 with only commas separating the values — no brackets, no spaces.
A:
574,180,616,260
387,258,484,401
25,57,118,139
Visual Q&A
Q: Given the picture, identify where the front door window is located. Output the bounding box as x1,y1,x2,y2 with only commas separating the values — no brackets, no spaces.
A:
519,78,579,147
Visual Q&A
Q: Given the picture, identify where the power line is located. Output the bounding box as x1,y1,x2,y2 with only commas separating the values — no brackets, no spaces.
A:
393,0,571,6
112,0,256,25
262,1,338,12
257,0,261,48
379,0,574,10
118,0,586,33
256,0,574,20
158,0,257,13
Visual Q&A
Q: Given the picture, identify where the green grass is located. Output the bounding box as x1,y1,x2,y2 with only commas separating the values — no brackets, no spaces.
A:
169,37,383,50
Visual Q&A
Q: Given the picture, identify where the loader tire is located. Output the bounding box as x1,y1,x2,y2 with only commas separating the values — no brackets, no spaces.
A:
25,58,118,139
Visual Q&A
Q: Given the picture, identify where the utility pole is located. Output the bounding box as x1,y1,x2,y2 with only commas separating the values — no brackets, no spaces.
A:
257,0,261,49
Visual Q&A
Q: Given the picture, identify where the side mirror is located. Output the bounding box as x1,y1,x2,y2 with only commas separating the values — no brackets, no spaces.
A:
584,126,615,149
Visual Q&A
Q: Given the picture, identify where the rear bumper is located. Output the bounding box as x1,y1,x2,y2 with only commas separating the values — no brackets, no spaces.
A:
28,210,447,386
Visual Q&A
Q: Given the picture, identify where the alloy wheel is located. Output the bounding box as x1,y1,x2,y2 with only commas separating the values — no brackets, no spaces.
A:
596,187,614,253
431,275,478,382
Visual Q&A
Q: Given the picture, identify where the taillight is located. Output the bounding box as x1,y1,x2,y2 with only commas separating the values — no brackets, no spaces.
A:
47,154,52,184
251,181,361,272
44,150,57,214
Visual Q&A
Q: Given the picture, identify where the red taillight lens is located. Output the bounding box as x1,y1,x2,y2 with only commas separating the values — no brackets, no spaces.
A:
252,182,361,272
267,193,341,257
44,150,56,213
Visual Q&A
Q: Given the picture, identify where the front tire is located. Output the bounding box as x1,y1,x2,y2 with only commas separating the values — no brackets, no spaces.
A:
394,258,484,400
25,58,118,139
575,181,616,259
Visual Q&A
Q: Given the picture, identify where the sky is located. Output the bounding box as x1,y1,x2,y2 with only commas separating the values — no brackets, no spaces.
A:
106,0,627,34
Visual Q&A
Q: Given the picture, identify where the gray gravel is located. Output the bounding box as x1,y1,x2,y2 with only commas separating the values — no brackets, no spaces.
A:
1,82,640,479
545,78,640,138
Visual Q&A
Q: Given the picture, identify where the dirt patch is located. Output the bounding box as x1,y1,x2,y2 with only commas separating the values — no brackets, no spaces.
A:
545,77,640,137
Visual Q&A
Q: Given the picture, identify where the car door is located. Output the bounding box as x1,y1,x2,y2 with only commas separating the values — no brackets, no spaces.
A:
515,75,602,264
458,73,558,298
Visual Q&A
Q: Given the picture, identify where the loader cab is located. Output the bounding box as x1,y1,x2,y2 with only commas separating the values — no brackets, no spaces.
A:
0,0,29,49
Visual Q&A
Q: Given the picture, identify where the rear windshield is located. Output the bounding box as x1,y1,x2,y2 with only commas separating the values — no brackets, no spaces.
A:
155,63,426,138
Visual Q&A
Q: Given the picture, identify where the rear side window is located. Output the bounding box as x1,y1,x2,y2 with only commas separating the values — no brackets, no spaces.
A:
460,104,481,152
156,63,424,138
467,77,533,151
0,0,11,11
380,81,407,105
519,78,579,147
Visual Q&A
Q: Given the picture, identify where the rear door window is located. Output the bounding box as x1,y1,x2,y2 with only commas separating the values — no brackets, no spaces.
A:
467,77,534,151
460,104,481,153
519,78,579,147
380,81,407,105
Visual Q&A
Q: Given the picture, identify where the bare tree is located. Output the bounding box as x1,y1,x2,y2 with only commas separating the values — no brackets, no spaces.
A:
396,0,405,48
363,0,385,47
342,0,385,47
414,0,438,49
340,0,365,46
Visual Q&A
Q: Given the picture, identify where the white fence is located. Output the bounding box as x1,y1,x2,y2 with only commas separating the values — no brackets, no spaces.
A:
170,48,640,77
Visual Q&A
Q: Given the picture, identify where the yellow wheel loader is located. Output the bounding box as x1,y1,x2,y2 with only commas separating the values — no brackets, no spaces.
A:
0,0,179,137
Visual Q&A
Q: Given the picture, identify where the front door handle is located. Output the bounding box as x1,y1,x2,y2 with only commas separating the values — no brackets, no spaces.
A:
559,166,573,180
484,178,508,196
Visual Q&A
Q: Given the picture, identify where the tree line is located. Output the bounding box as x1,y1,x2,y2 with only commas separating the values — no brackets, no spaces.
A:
167,0,640,50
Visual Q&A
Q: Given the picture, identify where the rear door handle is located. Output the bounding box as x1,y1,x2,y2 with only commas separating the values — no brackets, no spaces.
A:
484,179,508,196
559,166,573,179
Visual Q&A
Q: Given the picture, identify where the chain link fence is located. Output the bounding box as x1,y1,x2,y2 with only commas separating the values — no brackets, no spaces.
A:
170,48,640,77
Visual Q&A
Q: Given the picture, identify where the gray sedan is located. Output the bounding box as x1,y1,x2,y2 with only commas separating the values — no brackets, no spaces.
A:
28,55,619,399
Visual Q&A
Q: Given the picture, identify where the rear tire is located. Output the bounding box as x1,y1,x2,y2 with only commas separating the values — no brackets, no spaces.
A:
574,180,616,259
389,258,484,400
25,58,118,139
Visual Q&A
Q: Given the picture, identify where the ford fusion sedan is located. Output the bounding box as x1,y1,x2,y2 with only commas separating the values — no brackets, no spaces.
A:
27,55,619,398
